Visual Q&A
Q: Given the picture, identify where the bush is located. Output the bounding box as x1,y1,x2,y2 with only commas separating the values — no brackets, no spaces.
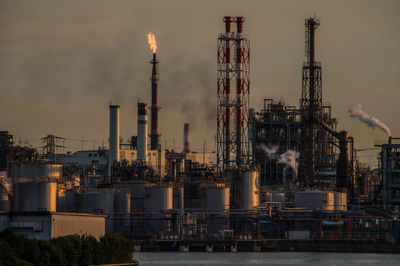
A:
0,229,135,265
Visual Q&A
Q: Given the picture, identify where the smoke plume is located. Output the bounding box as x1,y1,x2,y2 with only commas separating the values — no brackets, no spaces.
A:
258,144,279,160
348,104,391,136
278,150,300,174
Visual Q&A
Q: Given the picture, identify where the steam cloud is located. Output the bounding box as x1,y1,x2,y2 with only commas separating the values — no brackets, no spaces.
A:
348,104,391,136
278,150,300,174
258,144,279,160
258,144,300,174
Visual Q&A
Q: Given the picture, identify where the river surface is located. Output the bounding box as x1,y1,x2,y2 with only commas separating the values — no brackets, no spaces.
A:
134,252,400,265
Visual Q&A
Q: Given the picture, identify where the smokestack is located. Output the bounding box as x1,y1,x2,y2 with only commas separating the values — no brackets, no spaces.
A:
150,53,161,150
137,102,148,162
109,105,120,177
184,123,190,153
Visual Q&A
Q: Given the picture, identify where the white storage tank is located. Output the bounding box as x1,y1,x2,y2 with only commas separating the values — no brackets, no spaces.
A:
114,191,131,232
78,191,114,214
15,181,57,212
173,186,184,209
204,184,230,211
334,191,347,211
9,163,62,179
294,190,334,211
229,168,260,210
144,185,173,213
241,169,260,209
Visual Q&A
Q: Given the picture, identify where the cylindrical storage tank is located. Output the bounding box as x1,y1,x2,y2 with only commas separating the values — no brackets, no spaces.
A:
204,185,230,211
240,169,260,209
294,190,334,211
15,181,57,212
137,102,148,162
114,191,131,232
65,189,77,212
9,163,62,179
109,105,120,177
271,192,285,208
0,182,11,211
78,191,114,214
325,191,335,211
144,185,173,213
260,191,272,203
144,185,173,235
184,181,203,209
334,192,347,211
56,188,66,212
173,186,184,209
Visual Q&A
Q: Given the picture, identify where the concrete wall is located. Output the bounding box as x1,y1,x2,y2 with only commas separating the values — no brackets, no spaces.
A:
52,213,106,239
0,212,106,240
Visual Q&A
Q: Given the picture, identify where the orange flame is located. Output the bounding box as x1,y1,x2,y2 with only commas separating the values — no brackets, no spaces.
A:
147,32,157,53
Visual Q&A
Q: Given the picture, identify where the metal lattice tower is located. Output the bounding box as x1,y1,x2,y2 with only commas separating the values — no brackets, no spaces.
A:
217,16,250,171
299,17,323,186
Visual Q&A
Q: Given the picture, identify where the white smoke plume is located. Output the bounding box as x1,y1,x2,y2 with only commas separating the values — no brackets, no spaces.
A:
258,144,279,160
348,104,391,136
278,150,300,174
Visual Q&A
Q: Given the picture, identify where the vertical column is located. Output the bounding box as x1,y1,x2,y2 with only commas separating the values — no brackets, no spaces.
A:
137,102,148,162
109,105,120,177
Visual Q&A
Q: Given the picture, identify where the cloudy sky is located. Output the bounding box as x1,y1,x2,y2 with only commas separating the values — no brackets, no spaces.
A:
0,0,399,163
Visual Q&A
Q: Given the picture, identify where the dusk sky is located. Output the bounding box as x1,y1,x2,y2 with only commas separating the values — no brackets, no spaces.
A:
0,0,399,164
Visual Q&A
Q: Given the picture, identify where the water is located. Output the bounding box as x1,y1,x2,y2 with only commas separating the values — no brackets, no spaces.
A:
134,252,400,265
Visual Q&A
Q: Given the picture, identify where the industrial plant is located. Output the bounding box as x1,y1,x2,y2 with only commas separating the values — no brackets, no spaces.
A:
1,16,400,252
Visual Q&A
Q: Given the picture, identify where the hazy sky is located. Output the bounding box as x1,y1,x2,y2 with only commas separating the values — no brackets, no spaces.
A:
0,0,399,164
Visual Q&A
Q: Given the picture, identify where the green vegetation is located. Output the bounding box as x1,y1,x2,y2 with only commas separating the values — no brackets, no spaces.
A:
0,228,137,266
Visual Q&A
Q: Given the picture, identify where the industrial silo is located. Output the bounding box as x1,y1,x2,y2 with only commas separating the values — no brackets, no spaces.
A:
334,191,347,211
78,191,114,232
294,190,334,211
144,185,173,212
173,186,184,209
204,184,230,211
15,181,57,212
204,184,230,234
114,191,131,232
229,168,260,210
9,163,62,180
144,185,173,235
78,191,114,214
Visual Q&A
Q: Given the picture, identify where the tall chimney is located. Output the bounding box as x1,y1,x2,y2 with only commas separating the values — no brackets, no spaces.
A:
137,102,148,162
184,123,190,153
150,53,160,150
109,105,120,177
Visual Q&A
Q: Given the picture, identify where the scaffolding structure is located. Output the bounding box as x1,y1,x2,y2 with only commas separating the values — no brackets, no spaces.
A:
376,137,400,209
252,99,302,185
217,16,250,171
298,18,337,187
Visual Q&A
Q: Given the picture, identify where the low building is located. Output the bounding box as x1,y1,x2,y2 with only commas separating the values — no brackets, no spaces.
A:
0,211,106,240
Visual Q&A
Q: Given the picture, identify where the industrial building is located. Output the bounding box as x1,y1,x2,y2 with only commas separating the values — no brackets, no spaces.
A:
0,15,399,252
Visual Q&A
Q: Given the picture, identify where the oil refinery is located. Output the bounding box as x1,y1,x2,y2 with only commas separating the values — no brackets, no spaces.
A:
1,16,400,252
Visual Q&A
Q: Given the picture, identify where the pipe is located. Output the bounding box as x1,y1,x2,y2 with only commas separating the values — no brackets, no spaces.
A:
137,102,148,162
109,105,120,177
